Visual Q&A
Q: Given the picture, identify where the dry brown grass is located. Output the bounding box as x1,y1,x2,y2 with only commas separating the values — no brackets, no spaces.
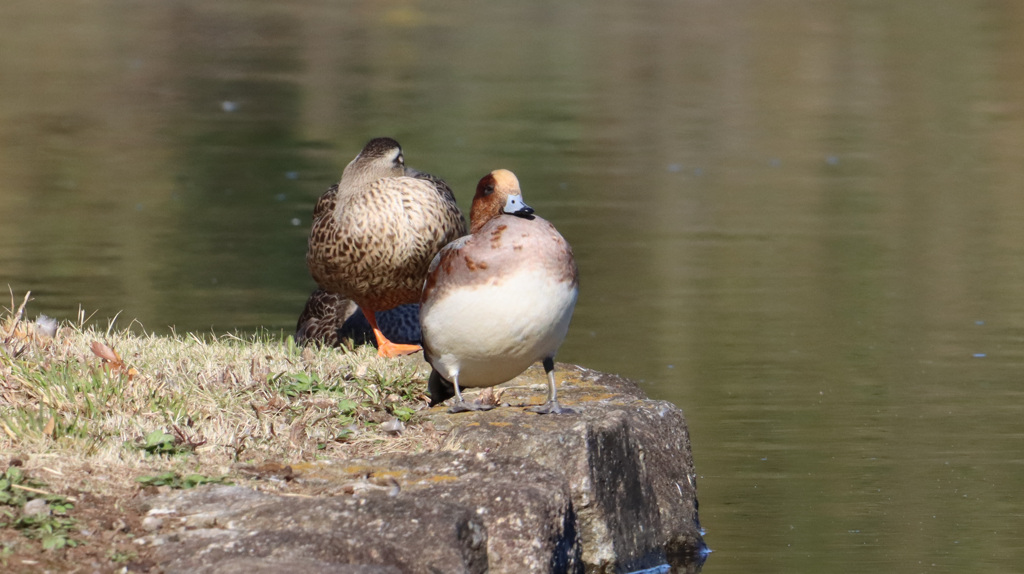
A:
1,291,441,494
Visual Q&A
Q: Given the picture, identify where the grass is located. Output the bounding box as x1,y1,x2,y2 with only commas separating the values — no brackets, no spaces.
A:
135,471,233,489
0,289,442,496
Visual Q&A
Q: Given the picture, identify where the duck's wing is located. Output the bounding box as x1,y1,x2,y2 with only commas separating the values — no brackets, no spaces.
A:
311,183,340,221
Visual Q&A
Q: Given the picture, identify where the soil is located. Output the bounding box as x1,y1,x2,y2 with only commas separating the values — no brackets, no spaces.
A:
0,476,158,573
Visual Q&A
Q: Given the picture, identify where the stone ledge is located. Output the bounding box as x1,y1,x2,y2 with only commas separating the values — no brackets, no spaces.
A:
137,364,706,573
435,364,705,571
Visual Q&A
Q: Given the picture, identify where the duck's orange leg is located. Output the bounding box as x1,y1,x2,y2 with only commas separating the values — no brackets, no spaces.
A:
360,306,422,358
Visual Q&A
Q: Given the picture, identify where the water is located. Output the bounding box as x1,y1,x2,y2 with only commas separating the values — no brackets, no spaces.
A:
3,1,1024,572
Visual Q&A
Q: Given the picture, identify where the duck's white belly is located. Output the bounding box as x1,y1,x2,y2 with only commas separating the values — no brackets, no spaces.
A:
422,268,577,388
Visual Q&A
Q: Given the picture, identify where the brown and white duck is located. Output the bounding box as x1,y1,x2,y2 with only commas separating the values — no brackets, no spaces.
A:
419,169,579,414
306,137,466,357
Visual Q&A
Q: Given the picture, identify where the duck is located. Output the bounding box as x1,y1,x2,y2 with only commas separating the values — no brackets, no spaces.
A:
419,169,579,414
306,137,466,357
294,288,421,348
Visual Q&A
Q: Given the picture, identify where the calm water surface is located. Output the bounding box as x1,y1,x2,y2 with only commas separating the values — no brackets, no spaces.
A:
4,1,1024,572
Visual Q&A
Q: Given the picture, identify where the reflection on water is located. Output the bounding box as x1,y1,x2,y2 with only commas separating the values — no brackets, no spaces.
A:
4,1,1024,572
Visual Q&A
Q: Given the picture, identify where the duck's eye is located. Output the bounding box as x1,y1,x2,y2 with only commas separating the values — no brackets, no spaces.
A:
484,184,495,195
395,154,405,166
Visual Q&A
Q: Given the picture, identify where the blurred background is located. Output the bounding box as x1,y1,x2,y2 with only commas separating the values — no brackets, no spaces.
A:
3,1,1024,572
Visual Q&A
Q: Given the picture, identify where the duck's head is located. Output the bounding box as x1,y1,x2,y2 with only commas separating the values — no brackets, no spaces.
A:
470,169,534,233
341,137,406,186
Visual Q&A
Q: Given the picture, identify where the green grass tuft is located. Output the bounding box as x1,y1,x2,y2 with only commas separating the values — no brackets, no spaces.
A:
136,471,233,489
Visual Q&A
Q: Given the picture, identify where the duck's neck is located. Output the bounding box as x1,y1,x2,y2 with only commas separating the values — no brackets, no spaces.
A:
338,165,391,196
338,174,371,195
469,203,501,234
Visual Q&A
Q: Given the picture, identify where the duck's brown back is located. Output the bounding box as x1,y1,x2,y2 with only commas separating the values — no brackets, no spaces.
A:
307,175,465,312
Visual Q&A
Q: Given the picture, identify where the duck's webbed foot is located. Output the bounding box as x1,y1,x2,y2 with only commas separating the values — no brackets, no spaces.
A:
377,340,422,358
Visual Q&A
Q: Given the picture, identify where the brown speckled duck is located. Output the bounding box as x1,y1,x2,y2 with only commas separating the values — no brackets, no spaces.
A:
307,137,466,357
420,169,579,414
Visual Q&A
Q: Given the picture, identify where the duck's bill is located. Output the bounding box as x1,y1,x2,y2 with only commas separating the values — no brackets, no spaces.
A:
503,195,534,218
